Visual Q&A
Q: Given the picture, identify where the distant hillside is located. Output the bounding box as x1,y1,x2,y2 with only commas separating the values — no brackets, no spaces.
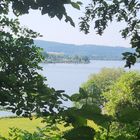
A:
34,40,133,60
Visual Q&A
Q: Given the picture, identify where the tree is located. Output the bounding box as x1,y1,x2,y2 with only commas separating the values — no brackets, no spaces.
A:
70,69,140,139
80,0,140,67
73,68,125,107
103,71,140,139
1,0,140,139
0,0,81,117
68,68,125,140
0,15,67,117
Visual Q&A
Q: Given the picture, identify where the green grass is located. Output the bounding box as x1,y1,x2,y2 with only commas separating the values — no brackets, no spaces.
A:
0,117,99,138
0,117,45,137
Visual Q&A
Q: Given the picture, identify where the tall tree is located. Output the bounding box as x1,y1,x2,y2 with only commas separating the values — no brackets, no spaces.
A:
103,71,140,139
70,70,140,139
73,68,125,107
0,15,67,117
0,0,81,117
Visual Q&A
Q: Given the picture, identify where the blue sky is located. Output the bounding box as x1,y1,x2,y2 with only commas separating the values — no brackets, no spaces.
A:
18,0,130,47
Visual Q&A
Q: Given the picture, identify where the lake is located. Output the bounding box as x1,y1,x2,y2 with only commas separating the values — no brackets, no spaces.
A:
40,60,140,96
1,60,140,116
0,111,16,117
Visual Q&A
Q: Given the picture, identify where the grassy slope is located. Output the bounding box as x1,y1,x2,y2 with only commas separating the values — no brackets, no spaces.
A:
0,117,98,138
0,117,45,137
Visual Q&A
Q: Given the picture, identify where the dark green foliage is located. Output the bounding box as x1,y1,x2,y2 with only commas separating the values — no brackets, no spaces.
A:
71,69,140,139
63,126,95,140
1,0,81,26
63,107,88,127
0,12,67,118
79,105,112,127
1,0,140,139
0,127,63,140
116,102,140,123
0,1,82,139
123,52,137,67
80,0,140,67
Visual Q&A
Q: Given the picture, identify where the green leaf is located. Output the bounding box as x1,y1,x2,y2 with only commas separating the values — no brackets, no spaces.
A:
16,110,22,116
71,93,82,101
116,106,140,123
65,15,75,27
79,105,112,127
64,107,87,127
63,126,95,140
56,13,63,20
71,2,80,10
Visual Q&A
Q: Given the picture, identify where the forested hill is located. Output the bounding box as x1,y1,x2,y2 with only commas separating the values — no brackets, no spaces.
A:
34,40,133,60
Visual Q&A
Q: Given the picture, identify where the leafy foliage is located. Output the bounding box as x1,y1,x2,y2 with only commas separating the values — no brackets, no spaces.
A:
0,127,63,140
80,0,140,67
104,71,140,116
1,0,140,139
63,126,95,140
73,68,125,107
0,0,82,139
0,0,81,26
71,69,140,139
0,9,67,118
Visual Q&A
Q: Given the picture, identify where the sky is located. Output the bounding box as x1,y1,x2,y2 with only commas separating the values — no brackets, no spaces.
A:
17,0,130,47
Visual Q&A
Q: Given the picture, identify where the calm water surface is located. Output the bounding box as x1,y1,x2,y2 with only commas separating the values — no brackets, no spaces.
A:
40,60,140,96
0,111,16,117
1,60,140,116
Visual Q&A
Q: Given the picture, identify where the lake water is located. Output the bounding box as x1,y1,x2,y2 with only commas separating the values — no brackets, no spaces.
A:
0,111,16,117
1,60,140,117
40,60,140,96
